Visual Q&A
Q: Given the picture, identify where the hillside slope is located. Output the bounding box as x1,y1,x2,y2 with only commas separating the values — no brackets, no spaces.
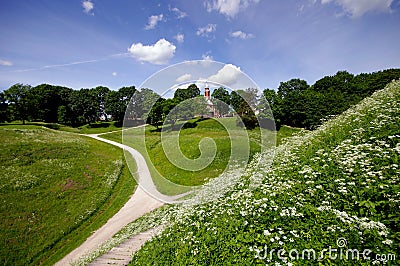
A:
128,80,399,265
0,126,135,265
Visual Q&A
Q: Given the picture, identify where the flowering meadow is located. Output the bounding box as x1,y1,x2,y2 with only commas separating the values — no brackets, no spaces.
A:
81,80,399,265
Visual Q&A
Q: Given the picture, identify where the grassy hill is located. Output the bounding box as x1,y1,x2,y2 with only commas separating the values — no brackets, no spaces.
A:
101,117,272,195
124,80,399,265
0,126,136,265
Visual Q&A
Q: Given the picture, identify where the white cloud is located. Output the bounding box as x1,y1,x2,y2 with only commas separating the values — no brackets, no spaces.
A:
320,0,393,17
145,14,164,30
112,72,117,76
82,0,94,14
205,0,259,18
170,7,187,18
207,64,241,86
174,33,184,44
128,38,176,65
230,30,254,39
196,24,217,37
0,59,13,66
176,73,192,83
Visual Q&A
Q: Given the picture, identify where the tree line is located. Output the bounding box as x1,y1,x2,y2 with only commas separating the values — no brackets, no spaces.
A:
265,68,400,129
1,68,399,130
0,84,136,126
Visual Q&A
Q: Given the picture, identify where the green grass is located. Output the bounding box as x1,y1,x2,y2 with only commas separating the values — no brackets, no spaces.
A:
128,80,400,265
42,121,123,134
276,125,303,145
101,117,274,195
1,121,124,134
0,125,136,265
56,121,124,134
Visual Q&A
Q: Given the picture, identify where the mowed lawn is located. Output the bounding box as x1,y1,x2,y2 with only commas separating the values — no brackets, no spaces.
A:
0,125,136,265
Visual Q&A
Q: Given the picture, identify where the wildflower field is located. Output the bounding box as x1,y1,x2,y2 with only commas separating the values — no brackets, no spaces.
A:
116,80,398,265
0,126,135,265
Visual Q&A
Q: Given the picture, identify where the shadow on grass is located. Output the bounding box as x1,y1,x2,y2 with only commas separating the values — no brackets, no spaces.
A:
149,117,211,132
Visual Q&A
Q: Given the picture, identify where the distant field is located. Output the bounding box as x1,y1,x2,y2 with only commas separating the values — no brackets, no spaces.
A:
0,125,136,265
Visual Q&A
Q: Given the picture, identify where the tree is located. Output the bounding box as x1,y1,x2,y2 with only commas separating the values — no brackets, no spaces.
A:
277,78,309,98
313,71,354,94
275,79,310,128
92,86,110,121
174,84,200,102
258,89,279,130
230,90,246,115
147,98,165,129
128,88,160,121
0,92,9,123
230,89,259,130
28,84,72,123
161,98,179,127
4,83,32,124
105,86,136,124
211,87,230,116
69,89,98,125
230,89,258,115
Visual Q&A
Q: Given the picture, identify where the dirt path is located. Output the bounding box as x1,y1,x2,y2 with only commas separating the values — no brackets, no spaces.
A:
56,133,168,265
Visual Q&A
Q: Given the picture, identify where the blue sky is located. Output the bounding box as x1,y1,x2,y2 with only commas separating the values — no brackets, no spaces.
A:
0,0,399,93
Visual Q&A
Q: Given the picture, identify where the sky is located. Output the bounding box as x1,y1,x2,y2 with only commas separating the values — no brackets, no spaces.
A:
0,0,399,93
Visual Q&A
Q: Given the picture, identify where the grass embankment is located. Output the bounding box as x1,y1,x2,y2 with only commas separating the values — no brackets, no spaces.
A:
0,125,136,265
45,121,123,134
101,117,275,195
2,121,125,134
128,80,400,265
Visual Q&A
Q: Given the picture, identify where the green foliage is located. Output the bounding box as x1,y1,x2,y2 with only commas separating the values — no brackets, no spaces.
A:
3,83,32,124
127,88,160,121
28,84,73,123
174,84,200,102
211,87,230,115
0,92,9,123
147,98,165,128
92,86,111,120
0,126,135,265
277,78,309,98
69,88,100,125
269,69,400,129
231,88,260,130
105,86,136,124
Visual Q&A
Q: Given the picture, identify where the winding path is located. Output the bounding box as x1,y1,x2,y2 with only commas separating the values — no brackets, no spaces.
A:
55,132,179,265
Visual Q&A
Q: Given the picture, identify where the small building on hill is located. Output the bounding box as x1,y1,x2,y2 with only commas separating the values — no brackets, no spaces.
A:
204,87,217,117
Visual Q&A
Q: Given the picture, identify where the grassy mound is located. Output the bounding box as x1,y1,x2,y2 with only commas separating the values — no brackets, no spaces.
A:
45,121,123,134
0,126,136,265
129,80,400,265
